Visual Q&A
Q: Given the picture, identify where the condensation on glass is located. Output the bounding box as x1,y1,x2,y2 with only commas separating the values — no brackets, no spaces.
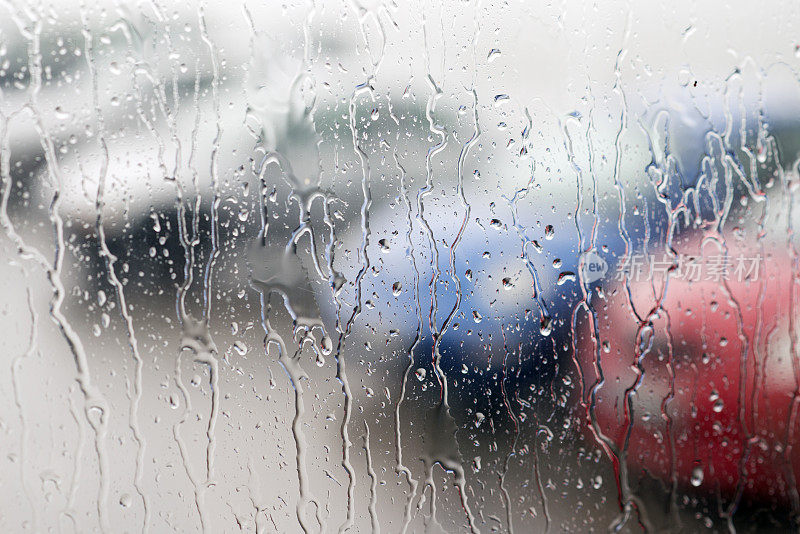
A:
0,0,799,532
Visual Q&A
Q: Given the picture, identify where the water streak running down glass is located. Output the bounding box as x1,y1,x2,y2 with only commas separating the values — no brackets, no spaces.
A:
1,0,800,532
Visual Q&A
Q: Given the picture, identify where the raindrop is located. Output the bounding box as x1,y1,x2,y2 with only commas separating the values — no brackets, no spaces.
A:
493,94,510,107
475,412,485,428
557,272,576,285
540,315,553,336
691,466,704,487
392,282,402,296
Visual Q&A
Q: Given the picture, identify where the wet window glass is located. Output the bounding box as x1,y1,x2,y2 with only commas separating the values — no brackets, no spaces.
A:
1,1,799,532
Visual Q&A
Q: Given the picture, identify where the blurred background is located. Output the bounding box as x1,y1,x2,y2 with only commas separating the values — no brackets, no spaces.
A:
2,0,800,532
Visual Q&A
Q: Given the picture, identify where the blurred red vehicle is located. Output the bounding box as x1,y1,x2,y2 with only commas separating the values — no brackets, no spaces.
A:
575,234,800,511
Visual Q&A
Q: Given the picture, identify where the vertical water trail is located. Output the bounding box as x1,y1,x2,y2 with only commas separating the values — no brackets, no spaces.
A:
79,4,150,529
415,6,455,527
10,285,38,531
565,114,627,527
585,104,600,251
155,79,210,534
503,107,553,531
498,327,519,534
608,11,635,339
653,79,752,527
610,117,694,533
579,11,651,530
0,107,47,526
4,13,113,530
780,154,800,517
287,332,319,532
748,135,773,497
435,81,481,531
563,109,622,495
505,106,553,348
173,339,209,531
715,231,753,526
124,3,209,526
43,65,115,534
281,335,319,534
331,75,374,533
133,4,216,528
530,417,550,533
363,421,380,533
660,305,681,528
252,153,321,532
719,72,771,526
197,3,223,512
64,383,88,531
392,150,422,534
561,116,585,255
428,7,482,518
419,0,447,401
291,7,388,530
284,1,328,284
331,4,390,528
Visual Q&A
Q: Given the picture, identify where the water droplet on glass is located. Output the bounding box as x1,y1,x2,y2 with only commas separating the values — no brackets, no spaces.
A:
540,315,553,336
691,466,704,487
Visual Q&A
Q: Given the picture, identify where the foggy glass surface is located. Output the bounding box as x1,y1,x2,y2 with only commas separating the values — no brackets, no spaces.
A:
1,1,800,532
